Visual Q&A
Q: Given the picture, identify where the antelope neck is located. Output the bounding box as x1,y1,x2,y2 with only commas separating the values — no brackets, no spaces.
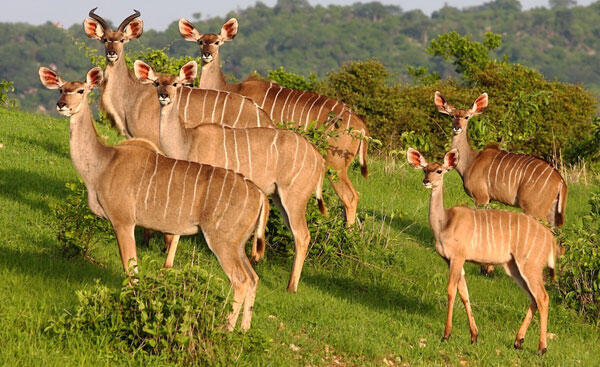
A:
159,99,189,160
68,96,113,192
451,131,477,177
198,54,228,90
428,185,447,242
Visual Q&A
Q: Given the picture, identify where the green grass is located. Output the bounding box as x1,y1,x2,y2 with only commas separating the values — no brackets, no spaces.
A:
0,108,598,366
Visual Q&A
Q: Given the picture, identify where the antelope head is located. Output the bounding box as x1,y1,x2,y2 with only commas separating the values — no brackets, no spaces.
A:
83,8,143,64
434,91,488,136
407,148,458,189
134,60,198,106
39,67,103,117
178,18,238,64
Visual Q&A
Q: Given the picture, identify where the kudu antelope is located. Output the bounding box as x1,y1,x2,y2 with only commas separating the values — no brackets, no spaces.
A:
434,92,567,274
39,66,269,331
135,60,327,293
178,18,369,226
84,8,273,247
407,148,557,355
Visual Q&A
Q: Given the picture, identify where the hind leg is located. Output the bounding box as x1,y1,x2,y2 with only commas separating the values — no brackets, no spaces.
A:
279,191,311,293
239,248,259,331
329,170,359,226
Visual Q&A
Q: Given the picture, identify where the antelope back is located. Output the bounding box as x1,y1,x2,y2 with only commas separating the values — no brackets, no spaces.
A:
444,207,555,267
173,87,273,128
187,125,325,195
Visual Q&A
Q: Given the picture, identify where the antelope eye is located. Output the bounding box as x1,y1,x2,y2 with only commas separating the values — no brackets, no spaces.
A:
465,116,470,120
77,89,84,94
153,80,159,87
172,82,178,87
215,41,220,45
198,40,203,45
58,89,62,94
437,170,442,174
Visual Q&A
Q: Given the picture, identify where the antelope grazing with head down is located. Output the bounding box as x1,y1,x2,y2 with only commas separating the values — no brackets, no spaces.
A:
407,148,557,355
178,18,369,226
434,91,567,227
82,8,273,145
135,60,327,293
39,66,270,331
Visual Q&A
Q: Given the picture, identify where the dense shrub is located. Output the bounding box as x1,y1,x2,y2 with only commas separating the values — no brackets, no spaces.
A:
557,191,600,323
45,265,266,365
52,181,113,264
0,79,17,108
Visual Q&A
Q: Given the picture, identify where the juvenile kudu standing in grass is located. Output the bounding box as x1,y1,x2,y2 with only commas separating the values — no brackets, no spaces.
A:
39,66,269,331
407,148,558,355
434,92,567,274
83,8,274,247
178,18,369,226
135,60,327,293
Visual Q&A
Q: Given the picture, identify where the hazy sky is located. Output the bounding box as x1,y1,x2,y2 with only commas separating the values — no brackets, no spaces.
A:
0,0,594,30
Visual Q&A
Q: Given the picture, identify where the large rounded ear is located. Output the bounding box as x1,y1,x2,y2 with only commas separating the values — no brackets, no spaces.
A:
133,60,157,84
124,18,143,40
443,149,459,170
434,91,454,115
86,67,103,89
39,67,64,90
83,17,104,40
407,148,428,169
178,61,198,84
220,18,238,41
469,93,488,115
179,19,202,42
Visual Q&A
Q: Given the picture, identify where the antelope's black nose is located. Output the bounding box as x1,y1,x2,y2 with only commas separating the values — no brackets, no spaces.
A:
106,51,117,57
423,179,430,185
57,102,66,109
202,52,211,58
159,93,169,99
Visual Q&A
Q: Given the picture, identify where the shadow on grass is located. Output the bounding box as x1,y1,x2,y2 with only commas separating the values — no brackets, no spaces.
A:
302,271,435,316
0,168,67,212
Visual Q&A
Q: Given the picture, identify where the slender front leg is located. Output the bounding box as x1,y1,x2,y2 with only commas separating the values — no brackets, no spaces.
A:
113,224,138,275
457,269,479,343
164,234,181,268
443,258,465,341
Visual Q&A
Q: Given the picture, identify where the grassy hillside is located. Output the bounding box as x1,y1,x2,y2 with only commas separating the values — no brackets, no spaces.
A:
0,108,598,366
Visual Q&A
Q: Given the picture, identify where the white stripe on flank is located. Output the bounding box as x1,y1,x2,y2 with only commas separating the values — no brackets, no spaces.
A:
255,103,261,127
144,153,159,210
135,152,151,204
506,155,525,193
190,165,203,216
219,92,230,124
305,95,322,128
487,151,501,192
490,211,496,253
289,134,300,176
309,147,318,181
222,126,229,169
531,163,552,187
211,91,220,122
507,213,512,252
501,152,513,182
498,212,504,253
270,87,284,119
519,158,538,187
345,110,351,129
201,168,215,212
215,175,236,229
523,217,531,259
271,131,279,169
245,130,253,178
471,211,477,250
233,98,244,127
524,219,535,261
280,89,293,122
484,211,491,256
177,161,192,222
516,214,521,253
261,82,273,108
184,87,192,123
201,90,208,122
539,166,556,193
233,130,240,171
494,152,509,186
315,98,328,124
535,227,547,265
290,139,307,186
212,170,229,216
525,161,544,185
298,94,316,128
290,91,307,123
163,160,178,218
513,156,534,192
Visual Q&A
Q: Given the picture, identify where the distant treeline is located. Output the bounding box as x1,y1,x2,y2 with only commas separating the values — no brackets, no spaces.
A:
1,0,600,112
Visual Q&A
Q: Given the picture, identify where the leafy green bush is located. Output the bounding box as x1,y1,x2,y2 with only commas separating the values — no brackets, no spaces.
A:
52,181,113,264
267,66,320,92
45,265,265,365
0,79,17,109
557,191,600,323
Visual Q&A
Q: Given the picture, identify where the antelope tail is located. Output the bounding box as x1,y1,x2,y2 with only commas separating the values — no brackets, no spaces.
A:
555,179,568,227
315,171,328,217
357,131,369,178
254,193,270,261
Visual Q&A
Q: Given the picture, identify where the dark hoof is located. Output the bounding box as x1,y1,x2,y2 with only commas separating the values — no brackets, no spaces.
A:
514,338,524,350
471,334,478,344
538,348,547,356
441,336,449,343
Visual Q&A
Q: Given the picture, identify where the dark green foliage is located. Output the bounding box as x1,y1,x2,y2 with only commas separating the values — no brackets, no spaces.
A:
557,190,600,323
52,181,113,263
267,66,319,92
0,79,17,108
427,31,502,75
45,265,265,365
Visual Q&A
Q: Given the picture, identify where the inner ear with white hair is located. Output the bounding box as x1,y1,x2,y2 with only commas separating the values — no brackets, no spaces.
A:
178,61,198,85
39,67,65,90
469,93,488,115
443,149,459,170
86,67,104,89
407,148,428,169
220,18,238,41
133,60,158,84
